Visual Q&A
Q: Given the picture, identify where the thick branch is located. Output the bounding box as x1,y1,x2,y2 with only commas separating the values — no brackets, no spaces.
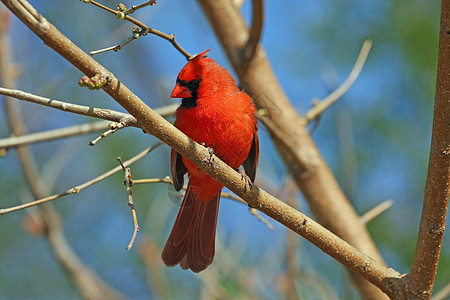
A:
197,1,388,298
0,0,403,296
408,1,450,298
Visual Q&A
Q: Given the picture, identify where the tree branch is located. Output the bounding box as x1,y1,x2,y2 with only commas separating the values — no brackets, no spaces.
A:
0,0,404,296
0,143,162,215
117,157,140,251
0,120,110,148
85,0,191,59
132,176,274,230
360,199,394,225
197,1,388,298
123,1,157,16
0,86,140,125
407,1,450,298
303,39,373,123
0,9,123,298
243,0,263,65
0,87,178,147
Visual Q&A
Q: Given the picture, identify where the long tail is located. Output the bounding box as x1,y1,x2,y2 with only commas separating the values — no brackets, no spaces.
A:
161,184,220,273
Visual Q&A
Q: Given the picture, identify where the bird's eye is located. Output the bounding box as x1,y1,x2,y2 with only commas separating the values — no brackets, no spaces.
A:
187,79,200,91
176,78,201,92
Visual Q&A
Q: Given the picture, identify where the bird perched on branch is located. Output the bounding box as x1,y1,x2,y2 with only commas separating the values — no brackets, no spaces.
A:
162,49,259,272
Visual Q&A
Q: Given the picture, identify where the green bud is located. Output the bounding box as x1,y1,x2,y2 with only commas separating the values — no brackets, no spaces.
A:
116,11,125,20
132,26,140,34
117,3,127,11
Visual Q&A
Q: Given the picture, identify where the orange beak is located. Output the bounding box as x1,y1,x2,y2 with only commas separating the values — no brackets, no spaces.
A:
170,83,193,98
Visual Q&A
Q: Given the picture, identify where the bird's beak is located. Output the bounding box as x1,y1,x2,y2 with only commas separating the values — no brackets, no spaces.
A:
170,83,192,98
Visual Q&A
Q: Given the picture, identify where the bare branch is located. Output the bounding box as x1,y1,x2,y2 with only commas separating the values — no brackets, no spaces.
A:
85,0,192,60
0,87,179,148
89,121,129,146
118,157,140,251
0,120,110,148
123,1,156,15
408,1,450,298
0,87,178,119
0,87,140,126
243,0,264,65
360,199,394,225
89,27,144,56
132,177,274,230
0,142,163,215
303,39,373,123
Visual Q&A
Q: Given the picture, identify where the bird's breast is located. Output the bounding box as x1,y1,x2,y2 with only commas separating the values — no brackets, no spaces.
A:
175,98,255,176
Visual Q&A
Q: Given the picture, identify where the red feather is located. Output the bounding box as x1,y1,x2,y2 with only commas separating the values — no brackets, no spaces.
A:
161,49,259,272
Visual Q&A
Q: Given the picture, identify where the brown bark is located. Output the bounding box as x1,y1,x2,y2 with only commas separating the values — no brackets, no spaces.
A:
408,1,450,298
197,1,389,298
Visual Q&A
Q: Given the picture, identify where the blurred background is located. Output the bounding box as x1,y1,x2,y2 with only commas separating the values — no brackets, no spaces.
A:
0,0,447,299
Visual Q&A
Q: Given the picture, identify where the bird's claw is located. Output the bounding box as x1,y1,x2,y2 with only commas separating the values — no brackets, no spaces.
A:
238,169,252,193
200,142,214,163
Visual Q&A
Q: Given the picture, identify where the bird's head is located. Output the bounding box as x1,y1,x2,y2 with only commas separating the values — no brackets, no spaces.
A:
170,49,211,107
171,49,237,108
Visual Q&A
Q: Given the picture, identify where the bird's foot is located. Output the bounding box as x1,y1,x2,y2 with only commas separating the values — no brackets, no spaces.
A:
200,142,214,163
237,168,252,193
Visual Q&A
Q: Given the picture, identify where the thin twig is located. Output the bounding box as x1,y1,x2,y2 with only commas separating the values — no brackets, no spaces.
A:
0,87,178,120
132,177,274,230
360,199,394,224
123,0,156,15
89,121,129,146
89,45,119,56
90,28,144,56
219,191,274,230
303,39,373,123
85,0,192,59
0,120,110,148
0,142,163,215
0,87,179,148
118,157,140,250
0,87,140,126
132,176,173,185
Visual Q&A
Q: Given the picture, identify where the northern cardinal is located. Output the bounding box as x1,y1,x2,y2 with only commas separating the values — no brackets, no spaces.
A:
161,49,259,272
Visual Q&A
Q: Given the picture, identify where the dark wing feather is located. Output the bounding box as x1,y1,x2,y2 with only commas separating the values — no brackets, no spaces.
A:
171,149,188,191
161,185,220,273
242,131,259,183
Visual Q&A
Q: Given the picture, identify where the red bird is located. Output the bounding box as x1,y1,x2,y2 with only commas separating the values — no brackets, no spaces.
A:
161,49,259,272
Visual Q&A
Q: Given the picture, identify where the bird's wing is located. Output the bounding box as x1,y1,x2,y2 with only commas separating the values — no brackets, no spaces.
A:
242,131,259,183
171,148,188,191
